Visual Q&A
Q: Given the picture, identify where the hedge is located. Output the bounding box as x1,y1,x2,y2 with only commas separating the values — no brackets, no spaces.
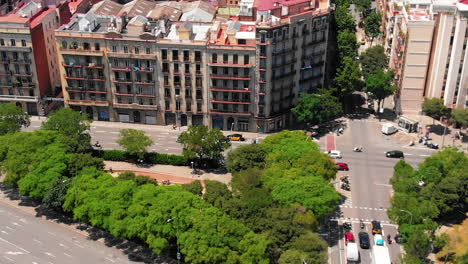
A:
94,149,189,166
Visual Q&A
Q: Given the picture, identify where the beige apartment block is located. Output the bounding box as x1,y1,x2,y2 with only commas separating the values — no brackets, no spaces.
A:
56,0,331,132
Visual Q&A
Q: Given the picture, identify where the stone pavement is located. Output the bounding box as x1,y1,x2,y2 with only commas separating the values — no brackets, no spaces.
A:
104,161,232,185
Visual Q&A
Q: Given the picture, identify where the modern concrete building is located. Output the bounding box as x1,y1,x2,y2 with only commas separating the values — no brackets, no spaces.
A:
380,0,468,115
0,0,72,115
56,0,331,132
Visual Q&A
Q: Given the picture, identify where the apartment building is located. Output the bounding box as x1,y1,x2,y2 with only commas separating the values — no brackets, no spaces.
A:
380,0,468,115
56,0,330,132
0,0,71,115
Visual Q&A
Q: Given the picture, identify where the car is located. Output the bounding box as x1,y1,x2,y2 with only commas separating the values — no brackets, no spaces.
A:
374,234,384,246
358,232,370,249
345,232,355,245
371,220,382,235
227,134,245,141
336,162,349,171
328,150,342,159
385,150,404,158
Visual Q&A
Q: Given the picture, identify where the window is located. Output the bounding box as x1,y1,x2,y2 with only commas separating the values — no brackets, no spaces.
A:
164,76,169,85
0,39,4,46
128,97,133,104
112,46,117,52
244,55,249,65
149,99,154,105
21,40,26,47
244,68,249,77
25,65,30,74
83,43,90,50
183,50,189,61
72,42,78,49
223,67,228,74
146,47,151,54
233,68,238,76
196,77,202,87
162,49,168,60
163,63,169,73
212,67,218,75
172,50,178,61
185,76,191,86
238,39,246,45
138,97,143,105
196,89,202,99
195,51,201,62
10,39,15,46
196,64,201,74
123,46,129,53
233,54,238,64
197,102,202,112
174,63,179,73
174,76,181,86
212,54,217,63
185,64,190,73
186,102,191,111
134,47,139,54
14,64,19,74
223,54,228,63
95,43,100,50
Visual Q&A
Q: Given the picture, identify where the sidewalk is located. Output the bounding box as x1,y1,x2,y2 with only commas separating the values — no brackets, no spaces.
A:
104,161,232,185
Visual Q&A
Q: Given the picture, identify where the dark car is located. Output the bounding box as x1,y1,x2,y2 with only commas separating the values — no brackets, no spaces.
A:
336,162,349,171
227,134,245,141
386,150,404,158
358,232,371,249
371,220,382,235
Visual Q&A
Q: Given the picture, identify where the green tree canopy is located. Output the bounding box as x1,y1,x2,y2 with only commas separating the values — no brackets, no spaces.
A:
422,98,448,123
182,180,203,196
177,125,230,165
292,93,342,126
366,69,396,113
117,129,153,159
337,30,358,59
364,11,382,46
203,180,232,208
450,107,468,128
226,144,266,173
41,107,91,152
0,103,30,136
334,56,363,97
335,5,356,32
360,45,388,79
353,0,371,12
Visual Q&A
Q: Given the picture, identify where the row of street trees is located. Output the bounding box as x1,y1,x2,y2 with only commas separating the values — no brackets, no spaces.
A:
422,98,468,129
388,148,468,263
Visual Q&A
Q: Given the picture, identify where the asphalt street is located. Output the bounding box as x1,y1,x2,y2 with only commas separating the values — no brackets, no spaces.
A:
0,198,140,264
23,119,254,155
326,118,436,264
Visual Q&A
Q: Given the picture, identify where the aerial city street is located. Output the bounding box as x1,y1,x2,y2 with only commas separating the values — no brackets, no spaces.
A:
0,0,467,262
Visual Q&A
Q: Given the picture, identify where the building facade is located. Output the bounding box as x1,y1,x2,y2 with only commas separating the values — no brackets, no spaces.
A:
56,0,331,132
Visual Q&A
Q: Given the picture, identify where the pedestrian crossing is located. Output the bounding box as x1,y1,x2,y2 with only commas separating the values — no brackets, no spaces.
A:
339,205,388,211
330,217,394,225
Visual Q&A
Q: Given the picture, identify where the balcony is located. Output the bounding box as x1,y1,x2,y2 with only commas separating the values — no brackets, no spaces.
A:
135,67,153,72
211,99,251,104
112,67,132,71
13,72,32,77
115,92,156,98
210,88,251,93
67,88,107,94
272,48,293,56
210,109,251,116
65,75,105,81
134,80,155,85
210,75,251,80
208,62,253,67
273,58,297,68
0,94,38,102
106,52,154,59
113,79,133,84
64,63,104,69
1,46,32,52
271,70,297,81
61,48,104,56
68,99,108,106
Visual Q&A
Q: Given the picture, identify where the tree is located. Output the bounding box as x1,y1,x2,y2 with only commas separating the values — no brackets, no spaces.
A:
292,93,342,126
66,153,104,177
335,5,356,32
422,98,448,124
360,45,388,80
365,69,396,113
182,181,203,196
231,168,264,194
284,231,328,264
226,144,266,173
203,180,232,208
353,0,371,12
42,107,91,152
0,103,30,136
334,56,363,98
177,125,230,166
337,30,358,59
42,177,71,210
450,107,468,129
117,129,153,159
364,11,382,46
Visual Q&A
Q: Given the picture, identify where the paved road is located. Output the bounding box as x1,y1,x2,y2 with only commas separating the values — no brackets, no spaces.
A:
23,118,256,155
0,197,140,264
327,118,436,264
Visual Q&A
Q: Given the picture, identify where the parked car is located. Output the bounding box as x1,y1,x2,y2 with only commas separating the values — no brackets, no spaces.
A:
345,232,355,245
337,162,349,171
358,232,371,249
385,150,404,158
227,134,245,141
328,150,342,159
371,221,382,235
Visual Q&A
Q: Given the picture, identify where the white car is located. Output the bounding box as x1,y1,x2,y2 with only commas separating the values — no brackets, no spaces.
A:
328,150,342,159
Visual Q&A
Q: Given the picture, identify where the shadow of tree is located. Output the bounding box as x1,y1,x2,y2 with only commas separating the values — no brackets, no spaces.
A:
427,124,452,136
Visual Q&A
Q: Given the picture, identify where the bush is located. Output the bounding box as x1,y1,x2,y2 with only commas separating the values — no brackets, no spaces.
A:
98,150,189,166
102,150,128,161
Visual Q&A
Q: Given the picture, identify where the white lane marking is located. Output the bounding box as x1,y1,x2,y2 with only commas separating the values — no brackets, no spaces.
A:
45,252,56,258
405,153,413,156
1,230,9,234
31,125,40,128
105,257,116,263
47,231,56,236
160,132,169,135
110,131,119,134
0,237,30,253
3,256,14,262
5,226,13,231
420,154,430,157
363,207,368,210
11,222,22,227
59,243,69,249
374,183,392,187
73,243,84,249
19,218,27,223
5,251,23,255
95,131,107,133
109,143,119,145
64,253,73,258
33,238,43,244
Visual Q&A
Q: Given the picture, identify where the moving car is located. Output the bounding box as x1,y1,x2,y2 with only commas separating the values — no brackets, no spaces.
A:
227,134,245,141
337,162,349,171
345,232,355,245
382,123,398,135
371,220,382,235
385,150,404,158
346,242,359,262
374,234,384,246
358,232,370,249
328,150,342,159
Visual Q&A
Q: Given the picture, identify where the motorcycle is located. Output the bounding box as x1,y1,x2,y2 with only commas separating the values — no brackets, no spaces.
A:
341,183,350,191
343,222,352,231
353,146,363,152
360,219,365,229
409,141,415,147
387,234,392,244
340,175,349,181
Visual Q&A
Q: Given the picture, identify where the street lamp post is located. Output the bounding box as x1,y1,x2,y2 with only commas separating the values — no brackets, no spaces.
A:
399,209,413,225
167,218,180,264
231,122,234,131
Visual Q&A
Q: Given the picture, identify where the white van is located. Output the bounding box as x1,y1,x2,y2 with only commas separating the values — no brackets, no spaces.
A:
346,242,359,262
382,123,397,135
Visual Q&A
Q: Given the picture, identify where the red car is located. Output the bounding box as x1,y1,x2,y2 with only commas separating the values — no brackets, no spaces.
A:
337,162,349,171
345,232,355,245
